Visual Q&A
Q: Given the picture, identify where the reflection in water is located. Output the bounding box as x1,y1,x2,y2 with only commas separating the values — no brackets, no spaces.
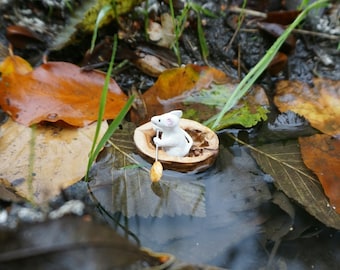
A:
89,141,274,266
88,132,339,269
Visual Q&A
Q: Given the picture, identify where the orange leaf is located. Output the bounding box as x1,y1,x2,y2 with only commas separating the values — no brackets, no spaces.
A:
0,55,127,127
130,64,230,123
274,78,340,136
0,54,32,75
299,134,340,214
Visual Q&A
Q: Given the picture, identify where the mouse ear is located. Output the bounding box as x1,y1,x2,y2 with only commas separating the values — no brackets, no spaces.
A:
166,117,175,127
170,110,183,118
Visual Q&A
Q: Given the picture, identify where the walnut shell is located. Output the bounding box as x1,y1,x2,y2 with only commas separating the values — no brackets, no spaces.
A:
134,119,219,172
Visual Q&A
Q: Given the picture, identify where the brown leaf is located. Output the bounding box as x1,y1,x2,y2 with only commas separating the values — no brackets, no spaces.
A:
265,10,300,25
251,140,340,229
130,64,236,124
6,25,44,49
257,22,295,53
0,118,108,203
299,134,340,214
0,55,127,127
274,78,340,136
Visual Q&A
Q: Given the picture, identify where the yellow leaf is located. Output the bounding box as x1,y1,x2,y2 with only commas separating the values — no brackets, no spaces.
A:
0,119,108,203
274,78,340,136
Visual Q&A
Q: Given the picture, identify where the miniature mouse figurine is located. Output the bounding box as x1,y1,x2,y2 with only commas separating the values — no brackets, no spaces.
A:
151,110,193,157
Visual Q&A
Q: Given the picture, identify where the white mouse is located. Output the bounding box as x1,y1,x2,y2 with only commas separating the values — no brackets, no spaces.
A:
151,110,193,157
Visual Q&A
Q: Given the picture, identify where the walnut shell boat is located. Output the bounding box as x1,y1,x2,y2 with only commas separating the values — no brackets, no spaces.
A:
134,119,219,172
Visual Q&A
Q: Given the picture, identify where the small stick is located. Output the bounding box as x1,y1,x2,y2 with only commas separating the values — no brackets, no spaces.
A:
155,129,160,162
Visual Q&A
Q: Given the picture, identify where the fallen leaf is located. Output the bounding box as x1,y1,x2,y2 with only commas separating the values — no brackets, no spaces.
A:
274,78,340,136
0,54,32,75
0,118,108,203
251,140,340,229
6,25,45,49
147,13,175,48
130,64,269,130
265,10,300,25
299,134,340,214
0,55,127,127
263,191,296,242
257,22,295,53
0,215,174,270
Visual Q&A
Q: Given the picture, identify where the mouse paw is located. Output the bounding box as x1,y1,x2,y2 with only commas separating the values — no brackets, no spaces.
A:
153,137,161,146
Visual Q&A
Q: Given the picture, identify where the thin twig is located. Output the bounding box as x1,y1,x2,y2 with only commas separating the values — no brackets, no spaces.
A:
228,6,267,18
155,129,160,162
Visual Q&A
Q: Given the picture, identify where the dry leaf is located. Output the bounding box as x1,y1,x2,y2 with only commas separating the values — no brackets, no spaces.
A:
251,140,340,229
274,78,340,136
299,134,340,214
147,13,175,48
0,55,127,127
0,118,108,203
0,54,32,75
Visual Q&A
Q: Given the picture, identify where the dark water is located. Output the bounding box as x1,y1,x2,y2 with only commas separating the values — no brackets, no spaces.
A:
88,124,340,269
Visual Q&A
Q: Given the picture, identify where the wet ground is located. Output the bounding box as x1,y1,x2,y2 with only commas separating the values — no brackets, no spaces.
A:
0,0,340,269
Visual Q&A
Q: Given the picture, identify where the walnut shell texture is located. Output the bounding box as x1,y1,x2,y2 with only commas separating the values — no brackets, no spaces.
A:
134,119,219,172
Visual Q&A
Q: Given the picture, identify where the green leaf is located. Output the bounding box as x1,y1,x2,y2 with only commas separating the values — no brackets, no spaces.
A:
251,140,340,229
210,104,268,130
184,83,269,129
90,4,112,53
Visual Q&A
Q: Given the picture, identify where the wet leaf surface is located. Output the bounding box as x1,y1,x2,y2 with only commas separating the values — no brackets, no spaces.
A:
251,140,340,229
0,55,127,127
0,215,174,270
274,78,340,136
299,134,340,214
0,118,108,203
263,191,296,242
130,64,269,129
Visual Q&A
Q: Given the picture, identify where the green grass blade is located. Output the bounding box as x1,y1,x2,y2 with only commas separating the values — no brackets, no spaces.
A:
90,4,112,53
86,34,119,180
85,95,135,180
196,12,209,63
169,0,181,64
210,0,329,130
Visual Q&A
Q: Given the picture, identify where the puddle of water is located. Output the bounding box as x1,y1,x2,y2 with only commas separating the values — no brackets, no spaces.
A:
88,131,272,266
88,122,339,268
